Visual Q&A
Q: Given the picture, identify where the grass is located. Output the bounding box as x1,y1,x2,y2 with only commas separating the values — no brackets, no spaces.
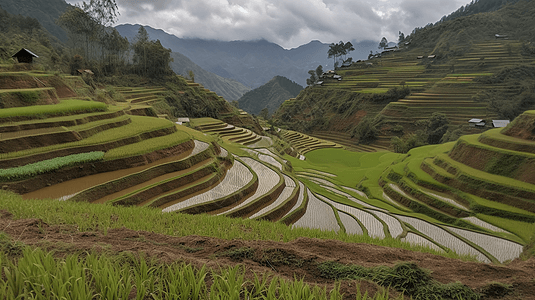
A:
0,190,466,260
189,117,224,127
104,128,191,160
0,99,107,119
0,152,104,181
0,246,362,300
0,116,176,159
1,106,124,126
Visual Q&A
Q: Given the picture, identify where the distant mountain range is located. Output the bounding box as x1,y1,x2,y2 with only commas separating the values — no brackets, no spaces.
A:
237,76,303,116
115,24,377,88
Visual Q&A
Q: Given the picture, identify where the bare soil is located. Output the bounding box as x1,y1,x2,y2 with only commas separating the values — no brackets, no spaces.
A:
1,210,534,299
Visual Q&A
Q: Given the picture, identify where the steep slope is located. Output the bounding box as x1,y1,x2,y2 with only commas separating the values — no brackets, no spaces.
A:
0,0,70,42
115,24,377,88
237,76,303,116
169,52,250,101
274,0,535,151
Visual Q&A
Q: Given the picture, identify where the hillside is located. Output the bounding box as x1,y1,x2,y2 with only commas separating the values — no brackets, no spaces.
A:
3,1,535,299
115,24,377,88
237,76,303,116
169,51,250,101
0,0,70,42
274,0,535,152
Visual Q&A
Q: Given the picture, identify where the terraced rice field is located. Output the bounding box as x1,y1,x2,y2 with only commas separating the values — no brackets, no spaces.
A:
280,182,307,220
220,157,281,216
401,233,443,252
396,215,491,263
292,190,340,232
249,175,297,219
163,159,253,213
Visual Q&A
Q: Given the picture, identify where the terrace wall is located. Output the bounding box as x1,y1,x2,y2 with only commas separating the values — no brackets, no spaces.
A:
4,139,195,194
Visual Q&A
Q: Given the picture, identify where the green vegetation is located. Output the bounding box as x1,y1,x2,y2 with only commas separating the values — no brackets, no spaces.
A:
0,100,107,119
319,261,479,300
104,130,191,160
0,152,104,181
0,245,357,300
238,76,303,116
0,190,463,259
0,115,176,160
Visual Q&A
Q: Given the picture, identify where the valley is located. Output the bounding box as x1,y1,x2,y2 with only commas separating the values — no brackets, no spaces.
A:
1,0,535,299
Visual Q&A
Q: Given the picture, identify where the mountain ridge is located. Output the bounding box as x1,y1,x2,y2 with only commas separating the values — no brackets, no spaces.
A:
237,75,303,116
115,24,377,88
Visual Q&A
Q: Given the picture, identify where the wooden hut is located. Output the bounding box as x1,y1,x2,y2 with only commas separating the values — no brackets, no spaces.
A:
12,48,38,63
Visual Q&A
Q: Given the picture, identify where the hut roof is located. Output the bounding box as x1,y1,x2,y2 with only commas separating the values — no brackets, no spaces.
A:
12,48,38,58
468,118,484,123
492,120,510,128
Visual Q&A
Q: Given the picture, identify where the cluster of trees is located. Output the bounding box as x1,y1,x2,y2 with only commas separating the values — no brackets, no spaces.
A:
57,0,173,79
327,41,354,68
306,65,323,86
390,112,457,153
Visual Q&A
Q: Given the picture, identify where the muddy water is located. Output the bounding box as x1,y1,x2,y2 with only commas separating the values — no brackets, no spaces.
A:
23,147,195,200
93,159,214,204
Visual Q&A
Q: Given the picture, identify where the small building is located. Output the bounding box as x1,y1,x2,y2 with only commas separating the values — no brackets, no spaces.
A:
492,120,510,128
417,56,424,59
315,81,324,85
468,118,486,128
495,34,508,39
12,48,38,63
333,75,342,81
341,61,352,68
77,69,94,75
176,117,190,125
428,55,436,59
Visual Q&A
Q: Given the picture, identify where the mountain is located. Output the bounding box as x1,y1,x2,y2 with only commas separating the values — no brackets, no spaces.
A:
0,0,70,41
115,24,377,88
436,0,524,25
273,0,535,150
169,51,250,101
237,76,303,116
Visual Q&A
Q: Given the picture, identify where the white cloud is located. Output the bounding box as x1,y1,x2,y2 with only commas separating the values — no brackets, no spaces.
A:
65,0,472,48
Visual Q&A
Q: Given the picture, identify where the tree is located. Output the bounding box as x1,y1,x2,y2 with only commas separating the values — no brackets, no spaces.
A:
343,41,355,60
328,41,354,68
379,37,388,49
188,70,195,82
398,31,405,44
426,112,449,144
132,26,173,79
306,69,317,86
81,0,119,27
315,65,323,79
260,108,270,120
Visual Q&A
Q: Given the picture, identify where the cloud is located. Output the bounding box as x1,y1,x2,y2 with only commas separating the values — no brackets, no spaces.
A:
65,0,472,48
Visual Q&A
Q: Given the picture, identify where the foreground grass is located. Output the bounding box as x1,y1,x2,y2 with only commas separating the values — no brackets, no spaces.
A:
0,242,400,300
0,190,463,260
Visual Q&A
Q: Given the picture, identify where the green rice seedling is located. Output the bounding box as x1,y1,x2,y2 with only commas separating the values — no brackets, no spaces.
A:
0,99,107,119
0,151,104,181
210,265,247,299
0,116,175,160
104,130,191,160
0,190,467,260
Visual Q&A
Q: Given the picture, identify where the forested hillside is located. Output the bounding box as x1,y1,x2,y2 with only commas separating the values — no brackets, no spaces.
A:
0,0,70,42
274,0,535,152
237,76,303,116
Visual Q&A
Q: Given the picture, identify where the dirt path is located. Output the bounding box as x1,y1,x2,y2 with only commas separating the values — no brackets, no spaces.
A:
1,210,534,299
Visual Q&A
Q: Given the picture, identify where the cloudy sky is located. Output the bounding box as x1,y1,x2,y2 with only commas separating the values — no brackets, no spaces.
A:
66,0,472,49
